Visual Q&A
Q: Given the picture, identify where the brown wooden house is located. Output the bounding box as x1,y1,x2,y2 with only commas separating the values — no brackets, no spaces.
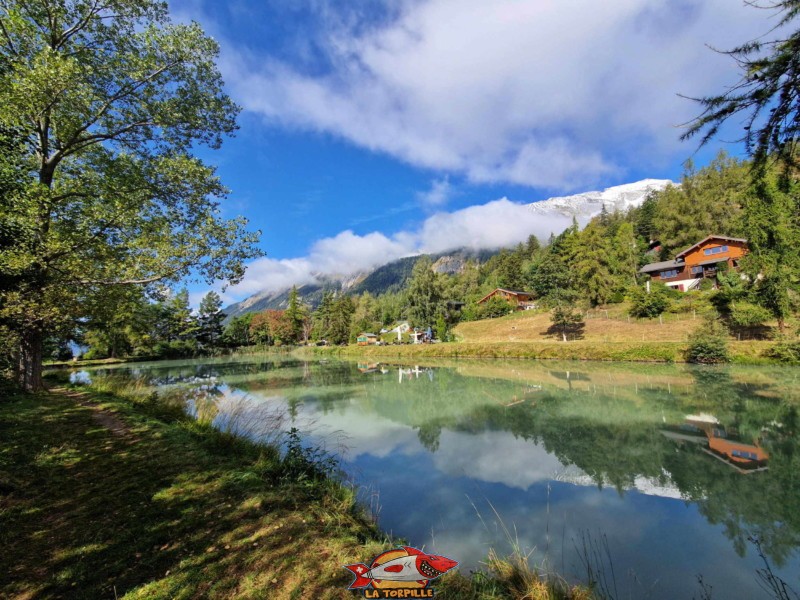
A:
639,235,748,292
478,288,536,309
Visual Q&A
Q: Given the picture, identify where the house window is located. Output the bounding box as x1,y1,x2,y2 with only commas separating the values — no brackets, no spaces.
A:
691,266,703,275
660,269,678,279
703,245,729,256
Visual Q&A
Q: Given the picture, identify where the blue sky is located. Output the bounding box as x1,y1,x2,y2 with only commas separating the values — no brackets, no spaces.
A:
169,0,768,306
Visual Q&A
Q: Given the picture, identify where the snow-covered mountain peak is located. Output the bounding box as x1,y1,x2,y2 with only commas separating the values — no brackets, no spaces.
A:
527,178,674,219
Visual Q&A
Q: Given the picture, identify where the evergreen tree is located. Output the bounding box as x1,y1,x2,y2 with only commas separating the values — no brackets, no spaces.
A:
568,223,615,306
197,291,224,349
328,296,355,345
611,221,642,288
652,153,747,255
312,290,335,341
166,289,197,342
406,256,443,329
634,190,659,241
682,0,800,170
742,172,800,331
285,286,306,343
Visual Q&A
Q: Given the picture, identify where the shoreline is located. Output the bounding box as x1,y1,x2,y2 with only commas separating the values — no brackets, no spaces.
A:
0,382,589,600
47,339,786,372
296,339,776,364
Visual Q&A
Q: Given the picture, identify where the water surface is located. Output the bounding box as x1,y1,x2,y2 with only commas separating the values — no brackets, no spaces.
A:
71,356,800,599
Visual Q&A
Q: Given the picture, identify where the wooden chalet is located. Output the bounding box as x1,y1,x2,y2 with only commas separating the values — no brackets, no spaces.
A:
478,288,536,310
639,235,748,292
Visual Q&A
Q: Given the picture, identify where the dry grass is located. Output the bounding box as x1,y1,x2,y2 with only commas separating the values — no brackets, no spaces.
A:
454,307,701,344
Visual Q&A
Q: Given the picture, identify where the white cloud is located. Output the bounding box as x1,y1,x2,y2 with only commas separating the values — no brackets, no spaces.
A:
216,194,573,303
417,177,453,207
418,198,569,255
219,0,765,190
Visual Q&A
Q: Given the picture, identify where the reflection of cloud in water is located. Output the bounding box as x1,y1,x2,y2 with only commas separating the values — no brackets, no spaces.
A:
433,430,568,490
296,401,423,460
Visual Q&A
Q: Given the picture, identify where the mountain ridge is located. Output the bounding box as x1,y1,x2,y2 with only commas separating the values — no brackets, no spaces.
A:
223,178,674,319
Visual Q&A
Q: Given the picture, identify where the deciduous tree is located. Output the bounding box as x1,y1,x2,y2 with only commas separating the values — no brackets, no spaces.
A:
0,0,260,391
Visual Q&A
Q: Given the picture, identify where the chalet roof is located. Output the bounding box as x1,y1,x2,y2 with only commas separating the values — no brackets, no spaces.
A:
358,332,377,337
675,235,748,259
639,259,682,274
477,288,535,304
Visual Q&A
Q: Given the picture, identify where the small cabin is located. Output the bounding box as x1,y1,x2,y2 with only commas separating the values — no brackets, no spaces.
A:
356,333,378,346
478,288,537,310
639,235,748,292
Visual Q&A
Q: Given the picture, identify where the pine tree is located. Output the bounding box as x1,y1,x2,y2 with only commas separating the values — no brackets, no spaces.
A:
313,290,335,341
741,172,800,332
652,153,747,255
568,223,615,306
285,286,306,344
166,289,196,342
197,291,224,349
406,256,443,329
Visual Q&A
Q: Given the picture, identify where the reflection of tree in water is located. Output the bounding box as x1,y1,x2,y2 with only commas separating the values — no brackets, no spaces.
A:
456,394,675,492
416,423,442,453
365,366,800,566
96,357,800,566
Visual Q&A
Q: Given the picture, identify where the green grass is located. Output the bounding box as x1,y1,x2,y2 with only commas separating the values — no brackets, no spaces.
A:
0,381,595,600
0,384,386,599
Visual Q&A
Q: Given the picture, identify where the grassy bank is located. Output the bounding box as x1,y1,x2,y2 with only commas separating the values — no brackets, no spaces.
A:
301,339,774,363
300,305,785,364
0,382,592,599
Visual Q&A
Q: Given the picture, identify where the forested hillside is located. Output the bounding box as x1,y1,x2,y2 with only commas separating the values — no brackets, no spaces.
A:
71,150,800,359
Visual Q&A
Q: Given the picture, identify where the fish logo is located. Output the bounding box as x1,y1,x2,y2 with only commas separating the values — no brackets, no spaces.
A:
344,546,458,597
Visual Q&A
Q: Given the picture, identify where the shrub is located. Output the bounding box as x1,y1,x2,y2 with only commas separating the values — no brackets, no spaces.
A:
764,341,800,364
281,428,339,485
628,285,670,318
481,295,514,319
729,301,772,328
686,316,730,363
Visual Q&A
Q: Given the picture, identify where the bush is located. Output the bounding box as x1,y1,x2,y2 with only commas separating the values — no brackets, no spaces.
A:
152,339,198,359
686,316,730,363
481,295,514,319
628,285,671,318
729,302,771,328
764,341,800,364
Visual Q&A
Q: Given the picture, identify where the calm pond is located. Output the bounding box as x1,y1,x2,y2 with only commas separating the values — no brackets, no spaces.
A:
69,356,800,599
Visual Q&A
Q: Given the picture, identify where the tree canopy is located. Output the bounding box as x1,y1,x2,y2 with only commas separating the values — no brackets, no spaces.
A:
681,0,800,169
0,0,260,390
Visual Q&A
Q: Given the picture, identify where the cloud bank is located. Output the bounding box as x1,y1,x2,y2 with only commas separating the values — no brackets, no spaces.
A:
220,0,763,190
217,196,573,303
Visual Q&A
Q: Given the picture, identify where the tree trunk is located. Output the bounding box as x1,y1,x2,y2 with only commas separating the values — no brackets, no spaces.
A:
18,324,45,392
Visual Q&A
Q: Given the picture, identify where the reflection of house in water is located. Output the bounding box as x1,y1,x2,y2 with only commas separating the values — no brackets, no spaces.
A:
357,362,382,374
661,413,769,474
